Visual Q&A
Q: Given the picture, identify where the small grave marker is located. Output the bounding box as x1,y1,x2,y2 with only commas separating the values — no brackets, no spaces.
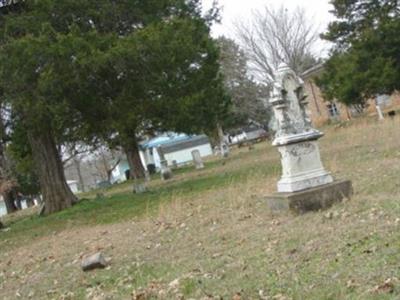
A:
191,150,204,169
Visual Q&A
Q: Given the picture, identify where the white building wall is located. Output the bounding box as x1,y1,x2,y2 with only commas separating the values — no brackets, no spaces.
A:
0,200,6,217
139,151,148,170
164,144,213,166
154,150,162,168
68,182,80,194
111,167,121,181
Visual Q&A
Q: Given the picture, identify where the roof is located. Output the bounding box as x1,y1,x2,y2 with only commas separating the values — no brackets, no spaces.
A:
141,134,190,149
161,135,210,154
301,63,325,79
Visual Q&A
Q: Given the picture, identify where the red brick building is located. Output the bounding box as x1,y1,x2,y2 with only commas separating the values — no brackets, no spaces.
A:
302,64,400,126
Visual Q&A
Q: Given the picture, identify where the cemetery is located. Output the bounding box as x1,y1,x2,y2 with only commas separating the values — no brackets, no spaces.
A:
1,115,399,299
1,0,400,299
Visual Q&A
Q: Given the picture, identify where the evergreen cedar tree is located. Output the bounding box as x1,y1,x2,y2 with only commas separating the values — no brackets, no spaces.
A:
318,0,400,106
0,0,228,214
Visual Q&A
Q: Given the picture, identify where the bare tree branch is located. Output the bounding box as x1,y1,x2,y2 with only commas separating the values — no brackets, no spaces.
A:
234,5,320,84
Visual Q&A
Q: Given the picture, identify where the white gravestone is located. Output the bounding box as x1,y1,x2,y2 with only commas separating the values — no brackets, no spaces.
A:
270,63,333,192
220,142,230,158
160,160,173,180
157,147,172,180
376,105,384,120
191,149,204,169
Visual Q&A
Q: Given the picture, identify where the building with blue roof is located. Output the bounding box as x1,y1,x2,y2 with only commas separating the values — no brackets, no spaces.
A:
111,134,213,183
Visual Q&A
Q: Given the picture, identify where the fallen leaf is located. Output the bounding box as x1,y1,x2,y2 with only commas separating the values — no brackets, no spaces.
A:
346,279,358,289
232,292,241,300
169,278,180,289
371,278,395,294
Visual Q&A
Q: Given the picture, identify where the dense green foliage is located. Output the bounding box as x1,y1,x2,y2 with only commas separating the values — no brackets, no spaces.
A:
318,0,400,104
102,18,228,148
0,0,223,142
6,122,40,196
0,0,228,209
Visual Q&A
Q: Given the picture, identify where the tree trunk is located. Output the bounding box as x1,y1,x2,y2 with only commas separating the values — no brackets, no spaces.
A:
217,122,225,145
2,190,17,214
73,157,85,192
106,169,113,183
15,194,22,210
217,123,229,158
124,140,145,180
28,129,77,215
0,119,18,214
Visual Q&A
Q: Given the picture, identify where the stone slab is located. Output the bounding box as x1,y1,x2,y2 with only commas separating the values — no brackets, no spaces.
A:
192,149,204,169
276,140,333,192
81,252,108,272
266,180,353,214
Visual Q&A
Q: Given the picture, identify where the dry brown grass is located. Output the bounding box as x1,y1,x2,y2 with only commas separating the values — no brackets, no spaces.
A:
1,117,400,299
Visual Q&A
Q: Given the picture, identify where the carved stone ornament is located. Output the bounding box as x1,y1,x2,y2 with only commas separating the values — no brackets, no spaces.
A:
270,63,333,192
270,63,322,146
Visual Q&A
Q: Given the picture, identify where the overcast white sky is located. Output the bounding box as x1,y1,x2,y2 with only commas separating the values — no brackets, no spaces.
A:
202,0,335,55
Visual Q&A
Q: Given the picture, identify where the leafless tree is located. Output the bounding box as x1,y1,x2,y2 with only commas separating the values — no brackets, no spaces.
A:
92,148,122,184
234,6,320,84
217,36,271,128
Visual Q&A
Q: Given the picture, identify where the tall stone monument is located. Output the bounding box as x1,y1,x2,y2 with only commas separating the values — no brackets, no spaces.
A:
266,63,352,213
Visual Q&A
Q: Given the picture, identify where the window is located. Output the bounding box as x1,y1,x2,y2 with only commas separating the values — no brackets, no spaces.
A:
376,94,391,107
327,103,340,118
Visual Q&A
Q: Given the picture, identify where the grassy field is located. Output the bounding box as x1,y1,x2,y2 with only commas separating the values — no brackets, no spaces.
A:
1,117,400,299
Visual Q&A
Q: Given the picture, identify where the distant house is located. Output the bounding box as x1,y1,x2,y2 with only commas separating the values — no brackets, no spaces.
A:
110,134,213,183
302,64,352,125
302,64,400,125
229,126,268,145
141,134,213,169
110,160,130,184
64,135,214,187
0,195,40,217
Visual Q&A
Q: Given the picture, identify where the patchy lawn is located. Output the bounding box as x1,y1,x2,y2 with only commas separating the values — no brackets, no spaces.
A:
1,117,400,299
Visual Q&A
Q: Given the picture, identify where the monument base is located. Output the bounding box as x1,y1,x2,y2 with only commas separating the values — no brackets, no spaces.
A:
276,140,334,192
266,180,353,214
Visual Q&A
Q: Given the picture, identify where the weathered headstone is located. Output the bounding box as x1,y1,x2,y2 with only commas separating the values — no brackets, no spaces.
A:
172,160,178,170
220,142,230,158
266,63,353,213
144,170,151,182
81,252,108,271
157,146,173,180
191,150,204,169
160,160,173,180
133,182,147,194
